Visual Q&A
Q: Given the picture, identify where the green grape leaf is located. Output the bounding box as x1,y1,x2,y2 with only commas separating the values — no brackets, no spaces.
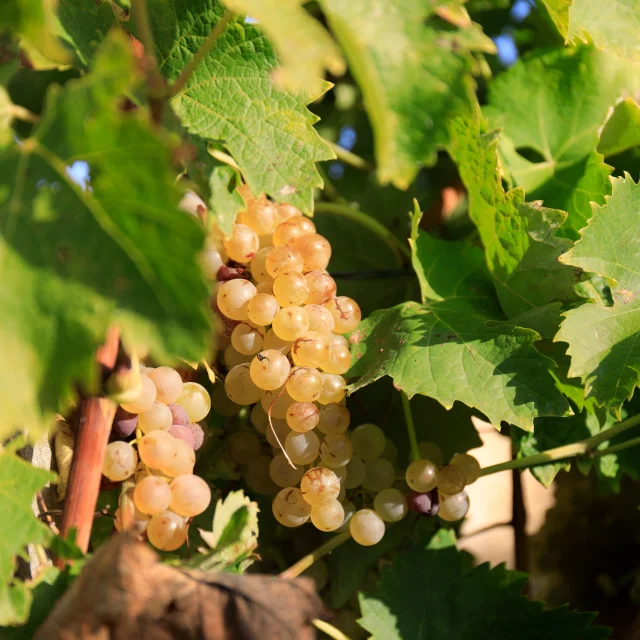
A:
556,175,640,415
358,537,609,640
485,45,640,239
208,165,244,236
319,0,481,189
598,98,640,158
448,117,579,319
0,447,56,625
0,33,211,442
146,0,333,213
348,300,571,431
220,0,345,93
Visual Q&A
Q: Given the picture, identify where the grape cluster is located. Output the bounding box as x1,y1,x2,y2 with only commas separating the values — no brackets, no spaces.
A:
102,366,212,551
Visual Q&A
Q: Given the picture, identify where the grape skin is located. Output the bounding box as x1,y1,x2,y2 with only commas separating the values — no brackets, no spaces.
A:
351,423,386,461
217,279,257,321
284,430,320,465
231,323,264,355
311,500,344,532
250,349,291,391
273,216,315,246
325,297,361,334
286,367,323,403
162,438,196,477
269,454,304,487
223,223,259,264
272,306,310,341
450,453,481,485
405,459,439,493
168,423,196,449
304,304,335,336
147,366,183,404
349,509,385,546
138,431,178,469
121,375,157,414
170,474,211,517
265,244,304,278
438,491,470,521
292,331,330,369
103,441,138,481
344,455,366,489
407,489,440,516
319,433,353,468
305,271,337,305
225,364,263,405
362,458,395,492
133,476,171,515
317,403,350,435
286,402,319,432
272,487,311,527
113,407,138,438
438,464,466,495
177,382,211,422
374,488,408,523
147,511,188,551
138,402,173,434
300,467,340,506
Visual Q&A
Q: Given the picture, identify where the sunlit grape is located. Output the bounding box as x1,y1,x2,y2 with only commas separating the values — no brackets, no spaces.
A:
450,453,481,485
273,271,310,307
244,197,278,235
103,441,138,481
177,382,211,422
138,431,178,469
217,279,257,321
146,511,188,551
311,500,344,532
162,438,196,476
325,296,361,334
294,233,331,272
121,375,157,414
300,467,341,506
286,367,323,403
231,322,264,355
405,459,439,493
250,247,274,284
349,509,385,546
250,349,291,390
285,430,320,465
305,271,337,305
292,331,329,368
168,423,196,449
286,402,320,432
438,491,470,522
265,244,304,278
318,373,346,404
133,475,171,515
224,363,263,405
223,223,259,263
247,293,279,326
138,402,173,434
170,474,211,517
148,367,183,404
273,215,316,246
304,304,335,336
272,487,311,527
321,341,352,375
263,329,292,355
272,306,310,341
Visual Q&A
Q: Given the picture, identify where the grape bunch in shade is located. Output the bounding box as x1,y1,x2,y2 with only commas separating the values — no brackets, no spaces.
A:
201,186,482,546
103,366,212,552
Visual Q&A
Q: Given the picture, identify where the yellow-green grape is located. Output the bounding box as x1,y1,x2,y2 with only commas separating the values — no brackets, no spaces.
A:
273,215,316,246
244,197,278,235
211,383,241,417
276,202,302,223
417,441,444,467
438,464,466,495
260,387,295,419
222,223,259,263
374,488,408,523
263,329,292,355
450,453,481,485
103,441,138,481
169,473,211,517
286,367,323,402
438,490,470,522
231,323,265,356
227,431,262,465
338,500,356,532
224,344,252,368
250,247,274,283
301,558,329,592
292,331,330,369
317,403,350,435
255,281,273,295
138,431,177,469
362,458,395,492
146,511,188,551
138,402,173,434
265,244,304,278
273,271,310,307
349,509,385,546
318,373,346,404
272,306,310,341
329,334,349,348
311,500,345,532
161,438,195,477
344,455,366,489
405,459,439,493
351,423,385,461
265,418,291,448
121,374,157,414
318,461,347,483
177,382,211,422
133,476,171,515
305,270,337,305
217,279,257,321
294,233,332,272
321,341,352,375
272,487,311,527
200,244,223,280
319,433,353,468
250,349,291,390
325,296,362,334
300,467,340,506
285,430,320,465
247,293,279,326
269,454,304,487
381,438,398,465
250,403,269,434
286,402,319,432
147,366,183,404
244,456,279,495
224,364,262,405
304,304,335,336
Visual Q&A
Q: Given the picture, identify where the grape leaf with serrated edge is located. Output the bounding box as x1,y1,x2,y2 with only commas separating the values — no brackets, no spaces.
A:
0,33,211,442
144,0,333,213
598,98,640,158
485,45,640,240
556,174,640,415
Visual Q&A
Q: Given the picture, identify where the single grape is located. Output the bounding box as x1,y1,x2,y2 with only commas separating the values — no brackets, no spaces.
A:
286,402,319,432
286,367,323,403
103,441,138,481
138,402,173,434
344,455,366,489
250,402,269,434
231,322,264,355
121,375,157,414
189,423,205,450
162,438,196,477
329,334,349,348
179,190,206,216
223,223,259,263
260,387,295,419
437,464,466,495
405,459,439,493
406,489,440,516
265,418,291,449
338,500,357,532
311,500,344,532
114,503,150,534
223,344,252,368
247,293,279,326
450,453,481,485
362,458,395,492
272,306,310,341
417,441,444,467
275,202,301,223
224,364,263,405
250,247,274,283
349,509,385,546
294,233,331,272
374,488,408,523
265,244,304,278
138,431,178,469
292,331,330,369
113,407,138,438
325,297,361,334
300,467,340,506
351,423,386,461
244,456,279,495
318,461,347,483
273,215,316,246
273,271,310,307
305,271,337,305
317,403,350,435
217,279,257,321
168,403,190,427
147,367,183,404
227,431,262,465
318,373,346,404
304,304,335,336
319,433,353,468
147,511,188,551
263,329,292,355
438,490,470,521
200,244,223,280
133,475,171,515
321,342,352,375
168,423,196,449
250,349,291,390
381,438,398,465
244,197,278,235
272,487,311,527
170,474,211,517
177,382,211,422
269,454,304,487
285,430,320,465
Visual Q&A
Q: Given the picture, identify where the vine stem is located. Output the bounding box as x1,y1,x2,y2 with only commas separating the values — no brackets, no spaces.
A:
314,201,411,264
400,391,420,462
132,0,157,68
323,138,373,172
480,413,640,477
279,531,351,579
313,619,352,640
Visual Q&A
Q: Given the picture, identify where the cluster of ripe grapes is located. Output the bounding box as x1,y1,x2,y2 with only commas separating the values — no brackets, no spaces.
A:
102,366,212,551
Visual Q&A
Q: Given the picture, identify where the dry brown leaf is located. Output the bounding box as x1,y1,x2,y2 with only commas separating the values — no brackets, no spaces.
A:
36,533,326,639
54,422,74,501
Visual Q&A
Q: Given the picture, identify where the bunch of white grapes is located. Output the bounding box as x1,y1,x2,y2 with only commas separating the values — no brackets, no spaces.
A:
102,366,212,552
